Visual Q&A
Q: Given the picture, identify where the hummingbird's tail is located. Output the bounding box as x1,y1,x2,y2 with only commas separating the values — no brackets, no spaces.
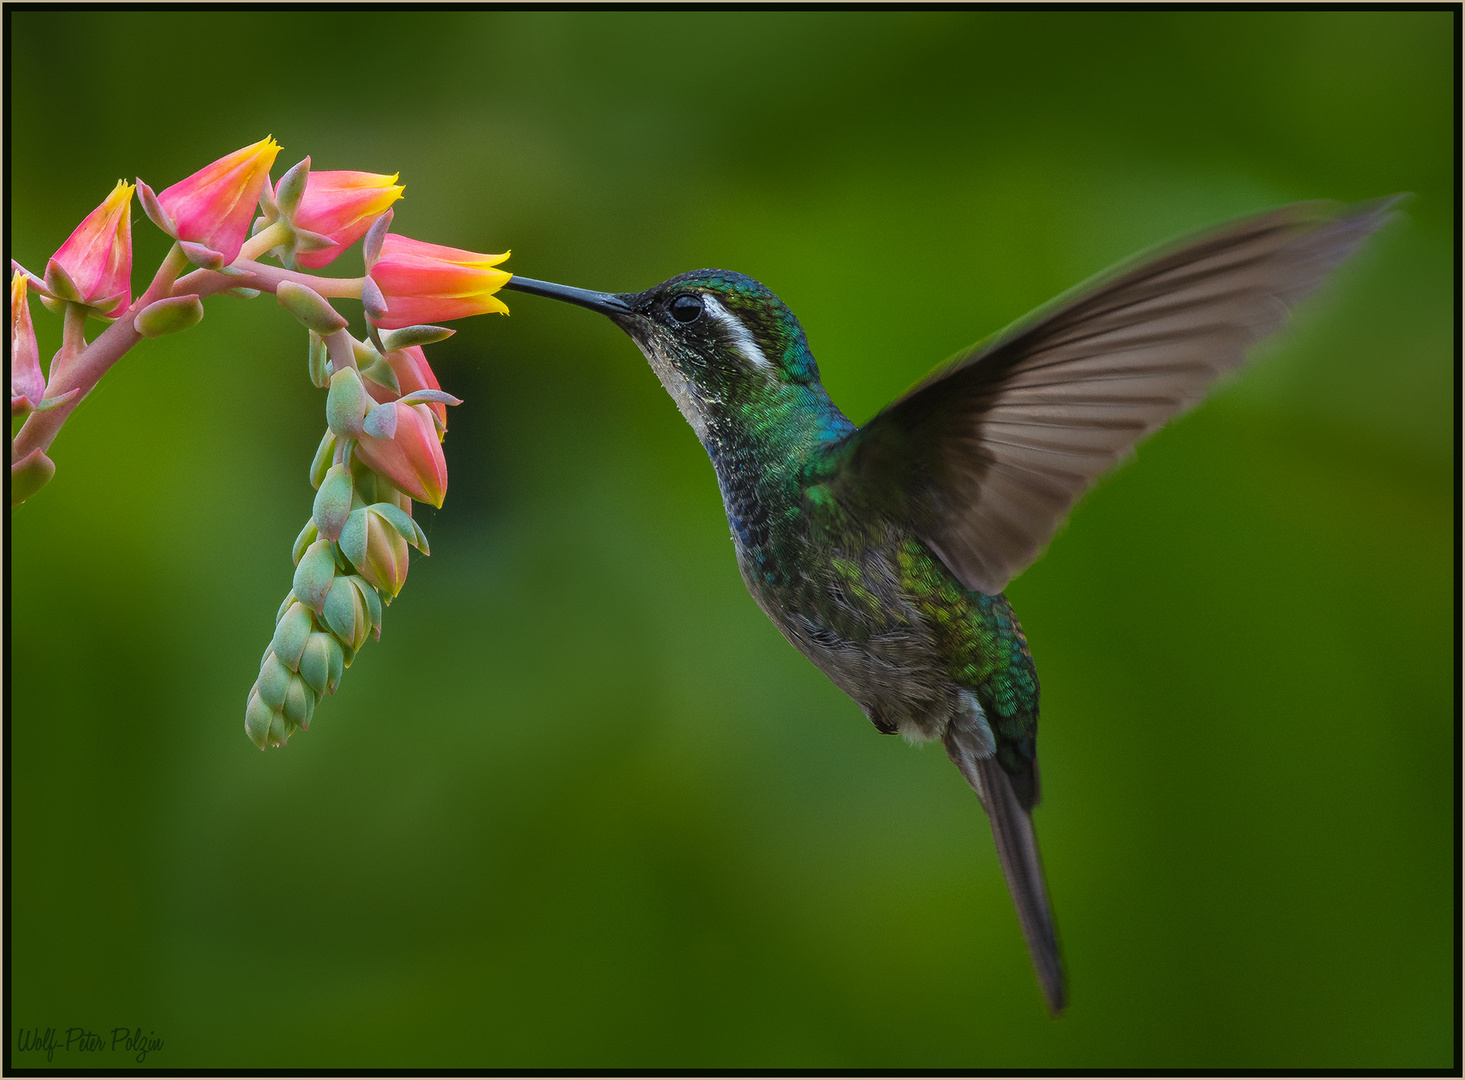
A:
944,728,1066,1016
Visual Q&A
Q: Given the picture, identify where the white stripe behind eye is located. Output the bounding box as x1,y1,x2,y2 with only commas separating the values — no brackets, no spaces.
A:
701,294,772,369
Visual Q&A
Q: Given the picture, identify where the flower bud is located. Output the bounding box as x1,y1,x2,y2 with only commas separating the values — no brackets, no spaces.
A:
313,463,354,541
272,601,315,671
257,650,294,710
354,574,383,639
276,280,348,335
326,367,369,439
11,448,55,506
339,506,411,598
292,538,337,614
322,574,371,652
49,180,134,317
283,674,315,730
134,294,204,338
152,137,281,264
298,631,344,697
11,272,43,416
309,429,338,490
354,403,448,507
292,520,319,566
367,233,510,329
292,170,404,270
245,686,278,749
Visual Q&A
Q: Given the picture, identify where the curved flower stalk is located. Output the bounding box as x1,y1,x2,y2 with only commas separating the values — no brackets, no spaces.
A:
11,139,510,748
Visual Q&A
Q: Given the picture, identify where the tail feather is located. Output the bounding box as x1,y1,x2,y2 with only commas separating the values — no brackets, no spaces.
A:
944,728,1067,1015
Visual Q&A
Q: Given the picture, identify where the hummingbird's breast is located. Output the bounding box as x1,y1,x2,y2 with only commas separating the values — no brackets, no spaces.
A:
707,431,961,742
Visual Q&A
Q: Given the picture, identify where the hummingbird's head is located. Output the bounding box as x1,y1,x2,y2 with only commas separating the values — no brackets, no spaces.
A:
503,269,821,441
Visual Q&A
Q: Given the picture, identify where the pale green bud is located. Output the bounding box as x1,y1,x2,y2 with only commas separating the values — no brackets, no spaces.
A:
312,464,353,541
293,538,337,614
309,429,338,490
275,590,298,624
292,520,318,566
257,651,293,710
283,674,314,729
11,448,56,506
276,281,347,335
326,367,368,439
322,574,371,652
299,631,343,697
134,294,204,338
267,711,291,748
245,687,276,750
352,574,383,639
272,601,315,671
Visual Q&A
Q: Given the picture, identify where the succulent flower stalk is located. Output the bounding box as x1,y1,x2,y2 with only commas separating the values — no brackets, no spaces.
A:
10,134,505,747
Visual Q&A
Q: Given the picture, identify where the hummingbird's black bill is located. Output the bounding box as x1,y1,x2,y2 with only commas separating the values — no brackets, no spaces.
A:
503,276,632,316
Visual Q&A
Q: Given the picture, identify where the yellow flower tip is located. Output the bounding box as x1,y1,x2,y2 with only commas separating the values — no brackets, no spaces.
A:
102,179,135,210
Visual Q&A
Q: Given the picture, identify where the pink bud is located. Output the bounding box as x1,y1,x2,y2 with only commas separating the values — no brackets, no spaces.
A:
354,402,448,507
367,234,510,330
10,272,43,414
361,344,448,429
292,170,405,270
154,137,282,264
49,180,133,316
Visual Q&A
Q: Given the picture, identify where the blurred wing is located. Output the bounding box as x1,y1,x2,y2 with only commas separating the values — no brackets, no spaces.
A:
839,198,1399,595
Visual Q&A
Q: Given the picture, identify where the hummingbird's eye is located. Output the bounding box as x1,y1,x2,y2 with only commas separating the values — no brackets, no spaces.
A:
669,294,704,324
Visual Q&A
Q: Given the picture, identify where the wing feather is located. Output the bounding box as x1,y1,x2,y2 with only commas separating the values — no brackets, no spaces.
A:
842,198,1398,594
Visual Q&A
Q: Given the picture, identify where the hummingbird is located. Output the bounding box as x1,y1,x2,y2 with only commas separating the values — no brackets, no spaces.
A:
500,198,1394,1014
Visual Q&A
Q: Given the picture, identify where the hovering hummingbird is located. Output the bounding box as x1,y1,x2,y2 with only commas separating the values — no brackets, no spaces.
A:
501,199,1394,1014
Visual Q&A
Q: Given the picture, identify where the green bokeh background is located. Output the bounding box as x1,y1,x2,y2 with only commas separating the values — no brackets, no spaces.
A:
9,9,1455,1070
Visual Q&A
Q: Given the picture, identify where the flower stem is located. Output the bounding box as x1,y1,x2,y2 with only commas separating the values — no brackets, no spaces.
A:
238,221,293,263
175,261,364,300
61,302,88,354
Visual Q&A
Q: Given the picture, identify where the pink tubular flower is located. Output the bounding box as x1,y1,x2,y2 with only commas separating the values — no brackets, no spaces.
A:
355,403,448,507
361,345,448,428
293,170,404,270
49,179,133,316
11,273,43,414
155,136,281,264
367,234,510,330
